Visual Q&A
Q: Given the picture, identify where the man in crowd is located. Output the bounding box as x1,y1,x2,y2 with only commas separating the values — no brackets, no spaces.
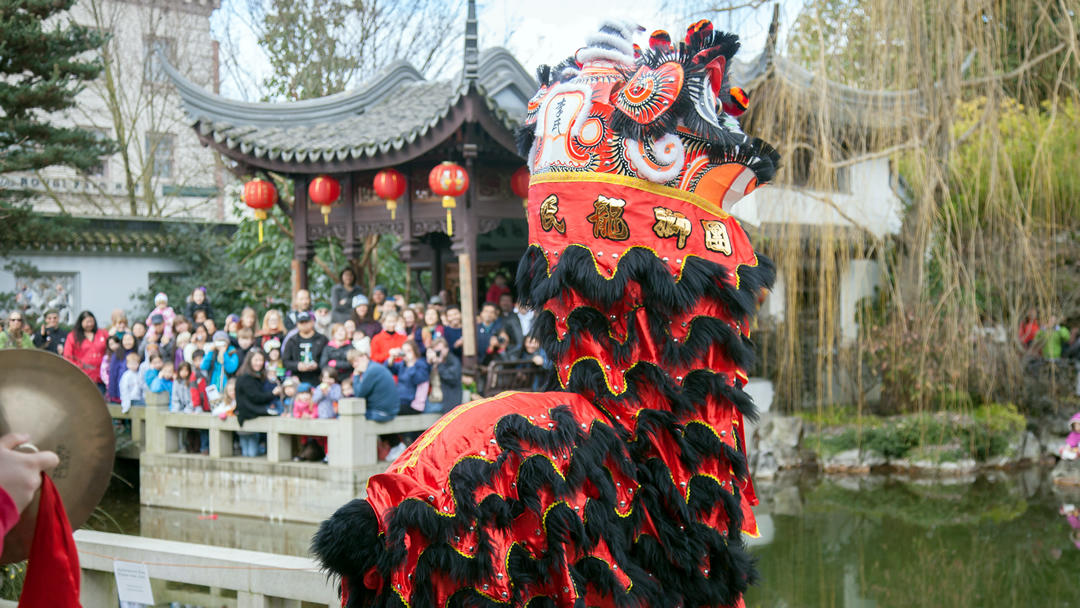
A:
443,306,464,359
33,309,66,354
284,311,328,385
476,302,502,357
497,293,523,351
425,337,462,412
284,289,313,332
348,341,398,422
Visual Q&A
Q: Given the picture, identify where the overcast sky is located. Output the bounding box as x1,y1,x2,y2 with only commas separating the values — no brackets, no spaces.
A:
209,0,803,101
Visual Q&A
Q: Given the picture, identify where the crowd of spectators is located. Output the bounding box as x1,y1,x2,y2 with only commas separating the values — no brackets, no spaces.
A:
0,270,552,462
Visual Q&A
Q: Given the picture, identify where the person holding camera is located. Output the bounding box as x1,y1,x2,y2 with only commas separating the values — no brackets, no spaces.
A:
200,330,239,396
425,337,462,413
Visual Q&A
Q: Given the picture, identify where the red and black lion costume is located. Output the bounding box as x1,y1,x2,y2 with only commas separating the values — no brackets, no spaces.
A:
314,18,779,608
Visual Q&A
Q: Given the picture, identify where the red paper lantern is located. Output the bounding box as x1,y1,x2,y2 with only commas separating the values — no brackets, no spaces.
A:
428,161,468,236
308,175,341,225
243,178,277,242
373,168,407,220
510,166,530,209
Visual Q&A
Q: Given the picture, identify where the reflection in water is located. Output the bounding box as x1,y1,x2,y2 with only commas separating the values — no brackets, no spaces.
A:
95,468,1080,607
746,470,1080,608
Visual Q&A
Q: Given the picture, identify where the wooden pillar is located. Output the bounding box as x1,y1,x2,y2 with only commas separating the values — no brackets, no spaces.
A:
455,143,480,364
343,173,358,262
400,173,416,299
293,176,312,294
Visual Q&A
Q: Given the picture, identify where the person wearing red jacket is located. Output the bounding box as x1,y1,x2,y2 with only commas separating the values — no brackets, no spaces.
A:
369,312,408,365
62,311,109,393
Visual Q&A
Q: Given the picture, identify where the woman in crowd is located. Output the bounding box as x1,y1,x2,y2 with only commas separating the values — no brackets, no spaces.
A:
350,294,380,339
184,287,214,322
239,306,259,335
370,312,408,364
425,337,462,413
320,323,354,379
107,309,129,337
387,340,430,416
63,310,109,392
331,268,362,325
0,312,34,349
415,307,444,356
259,309,286,346
235,350,280,457
401,309,419,343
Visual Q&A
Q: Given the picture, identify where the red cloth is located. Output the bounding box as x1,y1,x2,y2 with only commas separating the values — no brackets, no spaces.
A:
369,331,407,364
19,474,80,607
62,329,108,384
1019,320,1039,346
0,487,17,542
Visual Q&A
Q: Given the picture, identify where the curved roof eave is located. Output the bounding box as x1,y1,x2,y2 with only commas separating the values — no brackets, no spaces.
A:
161,54,426,128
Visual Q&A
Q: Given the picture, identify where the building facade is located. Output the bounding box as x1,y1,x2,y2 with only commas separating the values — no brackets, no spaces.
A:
2,0,227,323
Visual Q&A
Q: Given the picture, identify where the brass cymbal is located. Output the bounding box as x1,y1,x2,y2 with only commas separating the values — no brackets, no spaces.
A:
0,349,115,564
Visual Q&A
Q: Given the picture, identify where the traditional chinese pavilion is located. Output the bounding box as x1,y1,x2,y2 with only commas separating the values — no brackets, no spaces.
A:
164,2,534,359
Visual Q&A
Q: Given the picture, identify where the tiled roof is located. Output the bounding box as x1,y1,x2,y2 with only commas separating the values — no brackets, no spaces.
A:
164,48,536,166
11,217,233,253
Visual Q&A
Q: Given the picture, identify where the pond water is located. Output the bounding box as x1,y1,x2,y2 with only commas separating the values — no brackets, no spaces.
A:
93,462,1080,607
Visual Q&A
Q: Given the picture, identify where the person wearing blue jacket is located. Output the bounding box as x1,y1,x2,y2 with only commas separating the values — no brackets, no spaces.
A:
201,330,239,394
386,340,430,416
347,343,398,422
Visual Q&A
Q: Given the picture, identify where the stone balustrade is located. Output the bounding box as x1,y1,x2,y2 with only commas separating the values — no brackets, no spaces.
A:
74,529,338,607
131,397,442,522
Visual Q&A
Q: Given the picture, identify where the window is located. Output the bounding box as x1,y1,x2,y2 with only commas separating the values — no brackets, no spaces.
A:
145,132,175,178
82,127,110,178
143,36,175,84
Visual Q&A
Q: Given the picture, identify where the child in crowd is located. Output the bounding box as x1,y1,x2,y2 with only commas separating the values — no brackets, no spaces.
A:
186,325,208,363
260,310,286,346
102,335,124,404
189,350,210,412
263,338,285,382
171,362,194,412
275,376,299,416
149,361,174,400
184,287,214,323
236,327,256,363
174,331,191,369
313,368,342,419
119,352,145,412
224,314,240,337
213,377,237,420
292,383,317,419
145,292,176,340
142,353,164,393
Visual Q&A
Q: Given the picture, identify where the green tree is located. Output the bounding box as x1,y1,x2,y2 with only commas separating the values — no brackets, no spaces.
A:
0,0,114,251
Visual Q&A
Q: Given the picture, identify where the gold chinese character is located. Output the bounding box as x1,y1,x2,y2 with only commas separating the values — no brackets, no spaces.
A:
587,195,630,241
652,206,692,249
701,219,732,256
539,194,566,234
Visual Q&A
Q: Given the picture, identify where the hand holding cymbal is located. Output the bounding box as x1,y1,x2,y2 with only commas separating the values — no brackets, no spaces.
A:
0,433,59,513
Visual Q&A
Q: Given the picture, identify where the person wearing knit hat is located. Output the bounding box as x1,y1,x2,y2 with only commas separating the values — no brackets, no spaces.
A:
314,18,778,608
313,300,333,337
144,291,176,342
200,329,239,396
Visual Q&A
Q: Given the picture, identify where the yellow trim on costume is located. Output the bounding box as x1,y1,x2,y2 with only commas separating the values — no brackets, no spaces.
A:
396,391,523,471
530,171,731,219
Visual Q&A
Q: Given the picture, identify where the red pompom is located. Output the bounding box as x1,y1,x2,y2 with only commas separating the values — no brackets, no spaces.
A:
649,30,673,52
685,19,713,46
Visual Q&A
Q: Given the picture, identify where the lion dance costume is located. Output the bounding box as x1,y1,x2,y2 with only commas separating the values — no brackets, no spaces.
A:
314,19,779,608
